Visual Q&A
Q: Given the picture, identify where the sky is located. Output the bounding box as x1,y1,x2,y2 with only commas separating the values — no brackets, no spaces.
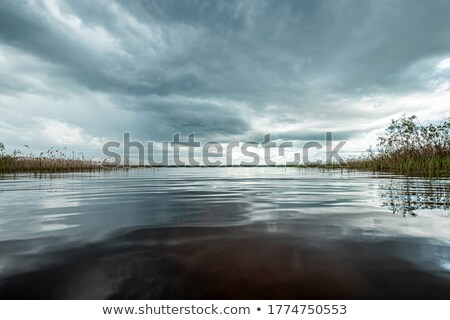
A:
1,0,450,163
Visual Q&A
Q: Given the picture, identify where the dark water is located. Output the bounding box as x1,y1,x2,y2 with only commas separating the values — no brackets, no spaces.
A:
0,168,449,299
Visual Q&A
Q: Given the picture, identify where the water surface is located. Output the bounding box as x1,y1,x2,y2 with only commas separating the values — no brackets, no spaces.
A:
0,168,449,299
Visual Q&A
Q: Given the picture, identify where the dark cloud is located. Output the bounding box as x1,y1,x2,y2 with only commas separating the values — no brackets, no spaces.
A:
115,95,250,139
0,0,450,150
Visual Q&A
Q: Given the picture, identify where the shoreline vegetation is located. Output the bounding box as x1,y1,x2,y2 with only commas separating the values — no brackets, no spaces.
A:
0,146,110,174
343,115,450,177
1,115,449,177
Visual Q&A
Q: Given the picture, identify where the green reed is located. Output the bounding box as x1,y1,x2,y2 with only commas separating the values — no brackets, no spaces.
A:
0,144,111,174
344,115,450,177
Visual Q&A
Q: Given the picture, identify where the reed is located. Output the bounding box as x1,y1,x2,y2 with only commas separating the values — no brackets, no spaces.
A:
344,115,450,177
0,144,110,174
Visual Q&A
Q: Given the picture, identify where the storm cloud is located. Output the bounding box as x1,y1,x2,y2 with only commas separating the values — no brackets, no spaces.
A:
1,0,450,155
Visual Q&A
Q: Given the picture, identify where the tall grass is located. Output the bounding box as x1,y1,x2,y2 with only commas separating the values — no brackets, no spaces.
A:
346,115,450,177
0,144,106,174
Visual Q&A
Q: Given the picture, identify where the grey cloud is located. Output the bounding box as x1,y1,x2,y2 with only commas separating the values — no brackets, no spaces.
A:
273,131,362,142
115,95,250,140
3,0,450,97
1,0,450,148
0,0,206,96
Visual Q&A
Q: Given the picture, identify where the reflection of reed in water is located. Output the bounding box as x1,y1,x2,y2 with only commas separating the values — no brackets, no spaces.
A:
379,178,450,216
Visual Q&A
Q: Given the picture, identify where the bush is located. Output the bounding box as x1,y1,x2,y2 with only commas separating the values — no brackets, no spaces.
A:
347,115,450,177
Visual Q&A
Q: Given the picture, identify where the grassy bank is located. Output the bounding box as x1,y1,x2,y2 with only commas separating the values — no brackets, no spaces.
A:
345,115,450,177
0,144,105,174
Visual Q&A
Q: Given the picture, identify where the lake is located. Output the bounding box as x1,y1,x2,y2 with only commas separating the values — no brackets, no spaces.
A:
0,168,449,299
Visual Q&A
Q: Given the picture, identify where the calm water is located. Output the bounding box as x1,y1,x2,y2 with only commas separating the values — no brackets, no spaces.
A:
0,168,449,299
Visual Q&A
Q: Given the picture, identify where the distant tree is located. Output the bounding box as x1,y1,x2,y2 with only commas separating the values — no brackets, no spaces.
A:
377,115,450,155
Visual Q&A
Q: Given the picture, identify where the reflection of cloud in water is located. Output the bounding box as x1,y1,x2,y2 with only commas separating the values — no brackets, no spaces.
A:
1,169,450,298
0,224,450,299
379,178,450,217
33,223,79,233
42,196,80,209
442,261,450,271
32,212,81,233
